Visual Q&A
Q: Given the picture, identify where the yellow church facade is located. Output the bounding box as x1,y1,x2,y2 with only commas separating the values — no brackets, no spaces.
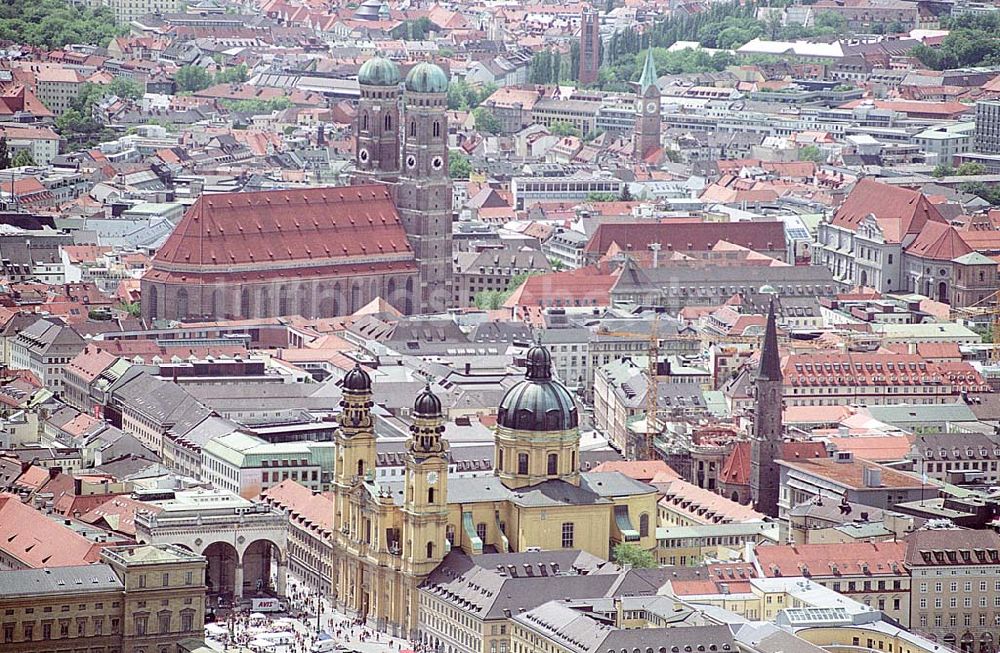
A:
329,346,659,638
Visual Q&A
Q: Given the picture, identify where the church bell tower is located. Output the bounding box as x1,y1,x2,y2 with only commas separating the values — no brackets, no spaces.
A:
402,384,449,574
633,49,661,159
396,62,454,314
333,364,377,532
355,56,401,180
750,299,784,518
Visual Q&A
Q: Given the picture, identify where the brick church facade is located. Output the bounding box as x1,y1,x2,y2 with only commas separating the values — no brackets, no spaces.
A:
140,185,419,321
141,57,453,322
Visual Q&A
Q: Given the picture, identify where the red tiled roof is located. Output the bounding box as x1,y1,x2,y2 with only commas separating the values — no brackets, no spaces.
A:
65,345,118,384
831,178,946,242
755,541,908,578
657,477,765,524
151,185,415,274
13,465,49,491
583,221,786,255
782,352,985,390
503,267,615,309
590,460,679,482
720,441,751,486
904,221,973,261
779,456,929,490
261,479,333,533
0,494,106,567
827,435,913,463
80,496,160,537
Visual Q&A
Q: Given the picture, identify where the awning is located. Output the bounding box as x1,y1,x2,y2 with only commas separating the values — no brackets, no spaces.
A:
614,505,640,542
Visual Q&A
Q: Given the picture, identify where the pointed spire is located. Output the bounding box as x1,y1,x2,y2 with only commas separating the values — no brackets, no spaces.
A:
638,48,658,95
758,298,782,382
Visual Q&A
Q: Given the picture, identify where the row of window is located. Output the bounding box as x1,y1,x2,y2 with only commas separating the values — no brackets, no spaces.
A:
3,616,120,643
920,596,1000,609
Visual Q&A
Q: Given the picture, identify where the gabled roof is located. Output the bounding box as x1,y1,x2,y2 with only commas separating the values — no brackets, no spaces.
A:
830,178,946,242
904,221,973,261
0,494,106,567
755,541,908,578
152,185,414,269
584,221,786,256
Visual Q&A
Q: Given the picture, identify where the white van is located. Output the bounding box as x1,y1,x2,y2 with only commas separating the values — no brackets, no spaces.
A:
311,639,345,653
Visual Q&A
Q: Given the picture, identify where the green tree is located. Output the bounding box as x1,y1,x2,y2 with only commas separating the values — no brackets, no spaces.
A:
108,77,143,100
472,107,501,135
549,257,567,271
798,145,825,163
932,164,954,178
214,64,249,85
449,152,472,179
620,184,633,201
956,162,986,176
175,66,213,93
447,79,471,110
11,150,34,167
612,543,657,568
0,136,10,170
474,290,505,310
0,0,124,49
549,121,580,137
813,11,849,34
587,192,618,202
72,82,107,115
119,301,141,317
220,97,292,113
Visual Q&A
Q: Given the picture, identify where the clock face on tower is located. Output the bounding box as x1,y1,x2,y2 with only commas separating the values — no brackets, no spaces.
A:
427,471,438,486
358,148,370,163
406,154,417,169
431,156,444,171
646,101,658,114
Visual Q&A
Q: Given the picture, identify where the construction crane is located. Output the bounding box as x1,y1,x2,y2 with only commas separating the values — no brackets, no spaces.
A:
594,326,765,460
951,290,1000,363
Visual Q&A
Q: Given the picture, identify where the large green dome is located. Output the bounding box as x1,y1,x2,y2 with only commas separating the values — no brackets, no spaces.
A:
358,56,401,86
404,61,449,93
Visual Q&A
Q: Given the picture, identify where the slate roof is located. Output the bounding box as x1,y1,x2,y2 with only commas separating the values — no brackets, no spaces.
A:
579,471,657,498
420,549,623,621
0,563,123,598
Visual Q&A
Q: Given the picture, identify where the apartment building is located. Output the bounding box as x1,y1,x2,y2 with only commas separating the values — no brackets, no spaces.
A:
9,317,86,396
32,67,84,117
753,541,910,626
452,246,551,307
260,480,334,598
0,543,205,653
781,353,985,407
201,431,336,498
0,126,60,166
99,0,184,24
905,529,1000,652
777,452,932,521
908,432,1000,485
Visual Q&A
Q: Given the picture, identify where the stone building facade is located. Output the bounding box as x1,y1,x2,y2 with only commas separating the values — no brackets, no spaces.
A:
326,345,659,638
0,544,206,653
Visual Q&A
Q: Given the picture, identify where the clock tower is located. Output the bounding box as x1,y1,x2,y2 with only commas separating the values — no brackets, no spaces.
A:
355,55,401,180
396,62,454,314
402,384,449,576
633,49,661,159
